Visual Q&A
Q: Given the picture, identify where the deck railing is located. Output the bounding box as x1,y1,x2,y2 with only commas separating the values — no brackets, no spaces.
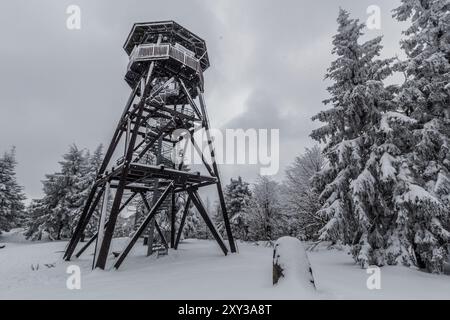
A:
128,43,202,74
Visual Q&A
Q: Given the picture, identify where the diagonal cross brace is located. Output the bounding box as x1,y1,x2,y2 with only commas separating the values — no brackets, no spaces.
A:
174,197,191,250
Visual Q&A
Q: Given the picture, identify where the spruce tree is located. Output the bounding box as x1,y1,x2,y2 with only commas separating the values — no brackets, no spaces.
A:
216,176,252,240
0,148,26,233
81,144,104,238
180,197,203,239
390,0,450,272
26,172,67,240
311,9,395,266
26,145,91,240
247,175,283,242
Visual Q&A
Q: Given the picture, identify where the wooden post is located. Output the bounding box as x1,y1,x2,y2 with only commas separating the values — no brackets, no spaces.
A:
98,83,139,175
146,134,163,256
95,64,154,270
174,197,191,249
124,117,131,156
170,189,176,248
189,135,215,177
93,182,110,269
197,88,236,253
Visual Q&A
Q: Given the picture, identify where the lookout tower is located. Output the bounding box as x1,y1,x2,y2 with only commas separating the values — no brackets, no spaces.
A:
64,21,236,270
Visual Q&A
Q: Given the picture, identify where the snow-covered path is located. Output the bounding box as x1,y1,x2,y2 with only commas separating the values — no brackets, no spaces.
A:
1,231,449,299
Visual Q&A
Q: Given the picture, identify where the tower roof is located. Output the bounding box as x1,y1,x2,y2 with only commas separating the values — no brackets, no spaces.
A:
123,20,210,71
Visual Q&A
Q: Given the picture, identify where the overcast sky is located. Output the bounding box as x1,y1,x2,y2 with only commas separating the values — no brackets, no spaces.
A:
0,0,407,201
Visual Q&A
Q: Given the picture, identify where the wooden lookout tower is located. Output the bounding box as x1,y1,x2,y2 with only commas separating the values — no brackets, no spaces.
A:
64,21,236,270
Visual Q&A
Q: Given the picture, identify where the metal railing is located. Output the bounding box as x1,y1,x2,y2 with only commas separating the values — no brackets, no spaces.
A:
128,43,202,74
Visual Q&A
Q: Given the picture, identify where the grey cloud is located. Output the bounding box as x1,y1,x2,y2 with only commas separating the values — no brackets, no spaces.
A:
0,0,404,200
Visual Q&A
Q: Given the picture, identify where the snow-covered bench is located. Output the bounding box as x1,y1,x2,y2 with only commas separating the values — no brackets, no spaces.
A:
273,237,316,291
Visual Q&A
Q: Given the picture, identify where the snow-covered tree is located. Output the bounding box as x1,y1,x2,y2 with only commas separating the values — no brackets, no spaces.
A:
216,176,252,240
0,147,26,233
247,175,284,241
281,146,325,240
311,9,395,263
177,195,206,240
26,173,67,240
26,144,103,241
388,0,450,273
114,205,136,239
82,145,104,238
311,5,450,273
26,145,87,240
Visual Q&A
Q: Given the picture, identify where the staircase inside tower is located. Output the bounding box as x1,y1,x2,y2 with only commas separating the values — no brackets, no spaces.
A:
120,79,189,253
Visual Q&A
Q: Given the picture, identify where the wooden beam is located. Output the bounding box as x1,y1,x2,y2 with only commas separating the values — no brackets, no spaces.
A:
132,121,173,163
197,88,236,253
179,78,203,120
93,182,111,269
174,197,191,249
99,83,139,175
189,135,215,177
95,67,154,270
170,189,176,248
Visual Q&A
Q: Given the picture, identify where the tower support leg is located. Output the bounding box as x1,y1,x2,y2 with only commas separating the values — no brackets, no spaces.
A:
93,182,111,268
170,190,176,248
95,73,151,269
174,197,191,250
197,89,236,253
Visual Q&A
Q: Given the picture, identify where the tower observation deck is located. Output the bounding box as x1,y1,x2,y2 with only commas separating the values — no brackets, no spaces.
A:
124,21,208,100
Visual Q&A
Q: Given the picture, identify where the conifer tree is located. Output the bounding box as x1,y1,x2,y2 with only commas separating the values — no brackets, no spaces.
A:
216,176,252,240
311,9,395,265
26,145,102,240
0,147,26,233
389,0,450,272
82,144,104,238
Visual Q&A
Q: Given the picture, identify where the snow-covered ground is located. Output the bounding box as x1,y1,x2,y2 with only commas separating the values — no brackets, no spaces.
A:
1,229,449,300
